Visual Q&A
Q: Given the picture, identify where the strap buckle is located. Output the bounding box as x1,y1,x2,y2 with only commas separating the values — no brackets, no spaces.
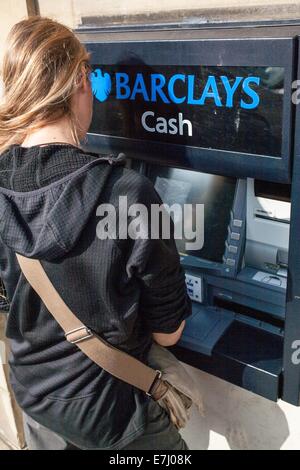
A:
147,370,162,397
65,326,93,344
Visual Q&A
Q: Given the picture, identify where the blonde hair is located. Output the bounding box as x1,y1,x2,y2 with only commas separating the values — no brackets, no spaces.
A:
0,16,90,154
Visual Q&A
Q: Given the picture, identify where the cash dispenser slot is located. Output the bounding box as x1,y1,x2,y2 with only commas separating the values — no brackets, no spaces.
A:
213,298,285,332
208,274,286,321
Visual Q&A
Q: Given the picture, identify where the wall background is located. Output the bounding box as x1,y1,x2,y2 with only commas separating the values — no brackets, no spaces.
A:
1,0,300,450
2,1,300,54
39,0,300,27
0,1,28,62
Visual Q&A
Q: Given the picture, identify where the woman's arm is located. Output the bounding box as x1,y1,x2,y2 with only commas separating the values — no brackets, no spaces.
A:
152,320,186,347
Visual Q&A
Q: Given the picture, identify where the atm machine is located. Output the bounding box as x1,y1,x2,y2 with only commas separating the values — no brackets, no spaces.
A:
77,22,300,406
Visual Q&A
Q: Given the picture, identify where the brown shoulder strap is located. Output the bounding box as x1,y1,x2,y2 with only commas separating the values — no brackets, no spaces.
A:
16,253,162,397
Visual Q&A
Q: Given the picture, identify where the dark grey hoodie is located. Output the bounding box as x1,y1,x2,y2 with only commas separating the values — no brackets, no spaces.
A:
0,144,191,449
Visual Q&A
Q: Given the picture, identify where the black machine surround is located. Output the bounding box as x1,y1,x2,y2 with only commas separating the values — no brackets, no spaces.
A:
77,24,300,406
80,25,295,183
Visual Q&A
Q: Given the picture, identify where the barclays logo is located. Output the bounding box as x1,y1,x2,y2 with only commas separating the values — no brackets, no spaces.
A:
90,68,112,102
91,68,260,110
90,66,262,139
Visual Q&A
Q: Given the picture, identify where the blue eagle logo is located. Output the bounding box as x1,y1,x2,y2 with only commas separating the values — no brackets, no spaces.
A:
90,68,112,102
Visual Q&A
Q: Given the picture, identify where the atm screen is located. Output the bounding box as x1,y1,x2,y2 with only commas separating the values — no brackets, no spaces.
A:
147,165,236,263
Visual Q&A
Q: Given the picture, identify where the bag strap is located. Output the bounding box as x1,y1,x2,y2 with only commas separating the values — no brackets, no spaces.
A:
16,253,166,399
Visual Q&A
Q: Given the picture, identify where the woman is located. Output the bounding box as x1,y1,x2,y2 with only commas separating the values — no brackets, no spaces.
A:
0,16,191,450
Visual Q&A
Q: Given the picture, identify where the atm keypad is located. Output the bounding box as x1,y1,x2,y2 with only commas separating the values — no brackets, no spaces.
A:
233,219,243,228
231,232,241,241
226,258,236,266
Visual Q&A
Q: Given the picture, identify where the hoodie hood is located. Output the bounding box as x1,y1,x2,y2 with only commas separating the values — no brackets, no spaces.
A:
0,145,115,260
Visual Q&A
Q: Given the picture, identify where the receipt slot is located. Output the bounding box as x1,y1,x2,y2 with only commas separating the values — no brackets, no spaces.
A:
77,23,300,405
